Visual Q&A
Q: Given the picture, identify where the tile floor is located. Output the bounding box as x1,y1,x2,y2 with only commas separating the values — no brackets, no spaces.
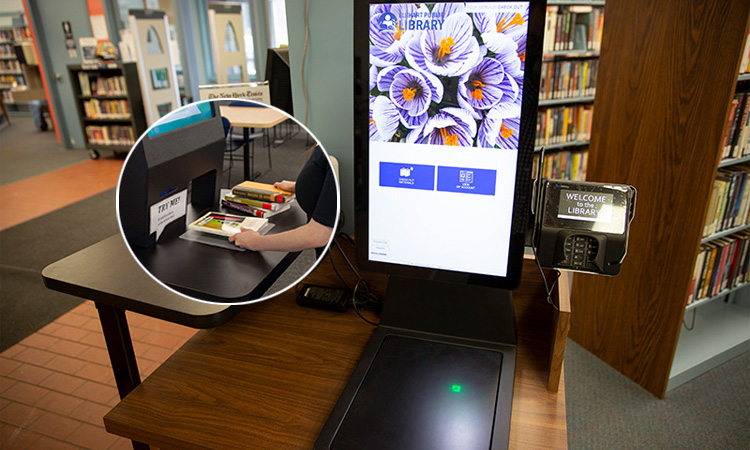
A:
0,144,191,449
0,301,196,449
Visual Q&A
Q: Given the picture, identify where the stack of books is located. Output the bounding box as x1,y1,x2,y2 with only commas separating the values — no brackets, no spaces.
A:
221,181,295,219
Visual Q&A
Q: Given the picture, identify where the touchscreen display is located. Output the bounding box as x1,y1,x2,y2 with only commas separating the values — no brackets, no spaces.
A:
368,2,530,276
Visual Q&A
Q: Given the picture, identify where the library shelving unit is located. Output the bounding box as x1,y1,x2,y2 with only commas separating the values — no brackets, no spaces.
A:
568,0,750,398
533,1,605,181
0,23,31,108
68,63,147,159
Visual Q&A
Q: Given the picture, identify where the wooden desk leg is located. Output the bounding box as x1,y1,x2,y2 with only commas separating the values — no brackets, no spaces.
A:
548,271,572,392
95,303,150,450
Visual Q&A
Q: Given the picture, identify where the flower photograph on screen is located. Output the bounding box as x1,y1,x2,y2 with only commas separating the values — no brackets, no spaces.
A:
369,2,528,149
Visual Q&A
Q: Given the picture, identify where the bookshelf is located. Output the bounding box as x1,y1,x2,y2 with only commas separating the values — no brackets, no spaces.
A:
0,23,32,107
68,63,147,159
568,0,750,399
533,2,604,182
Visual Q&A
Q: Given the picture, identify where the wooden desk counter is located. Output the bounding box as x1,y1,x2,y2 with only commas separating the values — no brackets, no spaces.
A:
105,243,568,449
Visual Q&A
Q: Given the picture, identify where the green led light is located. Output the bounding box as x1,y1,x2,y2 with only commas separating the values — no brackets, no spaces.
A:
450,384,462,393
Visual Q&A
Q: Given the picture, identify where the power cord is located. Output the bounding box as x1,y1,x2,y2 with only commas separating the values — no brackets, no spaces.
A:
329,234,381,326
531,245,561,311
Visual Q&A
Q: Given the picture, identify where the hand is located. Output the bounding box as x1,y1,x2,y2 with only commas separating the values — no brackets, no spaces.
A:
228,227,262,250
273,180,296,193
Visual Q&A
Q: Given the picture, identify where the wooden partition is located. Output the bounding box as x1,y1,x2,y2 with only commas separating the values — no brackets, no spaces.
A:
569,0,750,398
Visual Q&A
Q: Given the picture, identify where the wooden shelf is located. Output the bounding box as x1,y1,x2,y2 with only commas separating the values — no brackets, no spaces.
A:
568,0,750,399
543,50,600,59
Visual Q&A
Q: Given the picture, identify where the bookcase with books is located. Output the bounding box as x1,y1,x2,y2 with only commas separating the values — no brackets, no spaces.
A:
0,22,32,107
568,0,750,399
532,0,604,182
68,63,147,159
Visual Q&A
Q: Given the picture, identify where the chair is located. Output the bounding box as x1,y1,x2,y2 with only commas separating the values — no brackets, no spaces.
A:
228,100,273,168
222,116,257,188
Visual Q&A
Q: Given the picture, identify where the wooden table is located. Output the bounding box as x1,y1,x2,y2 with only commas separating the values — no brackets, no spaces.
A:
104,240,569,449
219,105,288,181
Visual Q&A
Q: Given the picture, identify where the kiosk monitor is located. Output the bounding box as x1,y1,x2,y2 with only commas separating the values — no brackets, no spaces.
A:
316,2,546,449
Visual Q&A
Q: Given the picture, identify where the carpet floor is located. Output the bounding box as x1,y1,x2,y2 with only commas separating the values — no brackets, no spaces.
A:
0,189,119,351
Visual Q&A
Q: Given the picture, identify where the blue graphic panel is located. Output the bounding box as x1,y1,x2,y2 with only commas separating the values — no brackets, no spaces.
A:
379,162,435,191
436,166,497,196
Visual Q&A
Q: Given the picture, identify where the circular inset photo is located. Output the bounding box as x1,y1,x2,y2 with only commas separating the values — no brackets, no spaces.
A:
116,99,340,304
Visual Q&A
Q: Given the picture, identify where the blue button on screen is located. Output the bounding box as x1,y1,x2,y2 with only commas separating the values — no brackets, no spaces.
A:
436,166,497,196
379,162,435,191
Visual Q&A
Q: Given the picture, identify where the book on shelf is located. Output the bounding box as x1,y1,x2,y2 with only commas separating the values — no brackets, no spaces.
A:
532,148,588,181
539,58,598,101
231,181,295,204
688,231,750,304
78,72,126,97
84,125,135,146
536,104,593,146
543,5,604,54
82,99,130,119
188,212,270,238
703,165,750,237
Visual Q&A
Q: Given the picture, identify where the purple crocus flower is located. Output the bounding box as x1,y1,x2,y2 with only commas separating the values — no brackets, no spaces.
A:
370,95,400,142
369,4,420,67
458,57,519,111
390,69,433,117
405,13,481,77
408,107,477,147
369,65,378,91
378,65,444,105
473,9,527,80
477,103,522,149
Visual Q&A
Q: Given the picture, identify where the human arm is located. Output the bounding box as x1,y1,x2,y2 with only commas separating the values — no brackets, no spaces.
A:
228,218,333,252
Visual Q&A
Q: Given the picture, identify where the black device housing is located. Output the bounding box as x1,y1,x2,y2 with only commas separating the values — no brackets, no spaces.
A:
533,179,636,275
118,103,224,248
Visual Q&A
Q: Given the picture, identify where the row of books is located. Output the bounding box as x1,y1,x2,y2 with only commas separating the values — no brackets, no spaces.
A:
82,99,131,120
539,58,598,101
0,74,24,88
535,104,593,147
0,27,30,43
0,59,21,74
78,72,128,97
687,231,750,305
532,148,588,181
0,43,13,57
220,181,295,219
703,165,750,237
543,5,604,53
85,125,136,147
721,91,750,160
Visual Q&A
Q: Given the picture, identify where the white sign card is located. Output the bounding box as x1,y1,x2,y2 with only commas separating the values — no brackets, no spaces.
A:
149,190,188,241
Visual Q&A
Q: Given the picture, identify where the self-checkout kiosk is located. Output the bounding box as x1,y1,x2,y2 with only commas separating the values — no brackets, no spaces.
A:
117,101,306,303
119,102,224,248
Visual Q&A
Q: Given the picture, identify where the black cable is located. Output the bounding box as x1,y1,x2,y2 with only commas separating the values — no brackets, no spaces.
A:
531,245,561,311
682,308,696,331
330,235,381,325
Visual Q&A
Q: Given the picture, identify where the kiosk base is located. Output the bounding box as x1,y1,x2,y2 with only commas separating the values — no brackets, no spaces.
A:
315,276,517,450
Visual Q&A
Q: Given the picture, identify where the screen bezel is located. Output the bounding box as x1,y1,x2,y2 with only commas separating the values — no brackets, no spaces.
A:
354,0,546,289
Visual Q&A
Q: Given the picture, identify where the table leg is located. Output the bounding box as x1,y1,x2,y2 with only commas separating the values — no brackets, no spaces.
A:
243,127,250,182
96,303,150,450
